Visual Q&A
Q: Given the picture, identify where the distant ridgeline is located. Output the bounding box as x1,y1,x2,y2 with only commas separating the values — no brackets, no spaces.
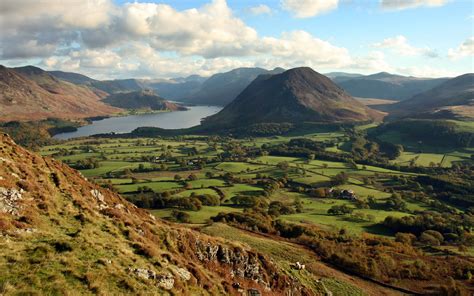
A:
371,119,474,148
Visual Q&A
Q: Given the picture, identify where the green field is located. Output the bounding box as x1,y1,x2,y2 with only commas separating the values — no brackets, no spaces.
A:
41,130,472,242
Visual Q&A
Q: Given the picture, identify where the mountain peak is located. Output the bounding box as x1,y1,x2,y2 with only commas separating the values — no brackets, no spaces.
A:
13,65,46,76
203,67,381,127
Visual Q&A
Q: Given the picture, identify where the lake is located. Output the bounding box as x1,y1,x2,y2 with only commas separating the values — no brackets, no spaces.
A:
54,105,222,140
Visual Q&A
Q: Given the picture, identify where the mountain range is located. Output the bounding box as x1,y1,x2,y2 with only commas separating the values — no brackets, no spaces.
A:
385,73,474,120
333,72,449,101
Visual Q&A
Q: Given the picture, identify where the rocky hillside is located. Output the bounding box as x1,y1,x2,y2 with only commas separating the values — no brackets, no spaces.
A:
386,73,474,120
203,67,382,128
334,72,448,101
0,134,311,295
103,90,187,111
0,66,121,122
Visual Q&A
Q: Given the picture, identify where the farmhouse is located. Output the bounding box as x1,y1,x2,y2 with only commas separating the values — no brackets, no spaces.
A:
327,188,357,200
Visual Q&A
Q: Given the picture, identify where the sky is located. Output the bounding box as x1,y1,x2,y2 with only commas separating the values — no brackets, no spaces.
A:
0,0,473,79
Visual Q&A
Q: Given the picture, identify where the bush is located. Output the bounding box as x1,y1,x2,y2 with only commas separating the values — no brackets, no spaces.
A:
171,210,191,223
328,204,353,215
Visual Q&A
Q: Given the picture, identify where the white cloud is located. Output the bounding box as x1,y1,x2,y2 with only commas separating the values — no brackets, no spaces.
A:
380,0,449,10
351,51,394,73
372,35,437,57
396,66,456,77
448,37,474,60
248,4,272,15
281,0,339,18
0,0,461,79
260,31,352,68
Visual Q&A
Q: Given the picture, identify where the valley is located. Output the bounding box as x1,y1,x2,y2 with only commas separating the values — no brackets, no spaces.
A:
1,1,473,295
36,120,474,294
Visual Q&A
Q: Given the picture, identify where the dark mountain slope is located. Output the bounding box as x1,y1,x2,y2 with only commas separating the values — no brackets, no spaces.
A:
203,67,382,128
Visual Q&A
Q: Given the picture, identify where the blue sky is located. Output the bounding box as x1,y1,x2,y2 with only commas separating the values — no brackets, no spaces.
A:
1,0,472,79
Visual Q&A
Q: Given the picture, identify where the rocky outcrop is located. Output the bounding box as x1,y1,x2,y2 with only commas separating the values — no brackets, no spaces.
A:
0,187,23,215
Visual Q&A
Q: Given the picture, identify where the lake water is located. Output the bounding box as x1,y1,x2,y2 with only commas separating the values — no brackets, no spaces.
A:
54,105,222,140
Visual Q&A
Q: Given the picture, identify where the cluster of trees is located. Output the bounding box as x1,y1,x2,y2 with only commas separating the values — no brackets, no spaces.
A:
384,211,474,245
327,204,353,215
127,192,220,211
351,133,403,161
72,158,100,170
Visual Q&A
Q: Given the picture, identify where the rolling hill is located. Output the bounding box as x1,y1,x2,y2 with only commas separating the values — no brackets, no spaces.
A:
0,66,121,122
202,67,382,128
334,72,449,101
103,89,187,111
180,67,285,106
386,73,474,120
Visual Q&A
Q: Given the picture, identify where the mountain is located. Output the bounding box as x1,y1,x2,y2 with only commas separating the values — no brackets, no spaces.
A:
181,67,285,106
0,133,313,294
0,66,121,122
334,72,449,101
386,73,474,120
202,67,382,128
103,90,187,111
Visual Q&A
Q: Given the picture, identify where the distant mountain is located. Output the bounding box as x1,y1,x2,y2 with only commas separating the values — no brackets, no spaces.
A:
202,67,382,128
181,67,285,106
386,73,474,120
0,65,121,122
146,76,206,101
333,72,449,101
324,72,364,82
103,90,187,111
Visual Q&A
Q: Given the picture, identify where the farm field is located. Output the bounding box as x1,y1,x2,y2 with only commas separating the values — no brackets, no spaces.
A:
40,130,471,239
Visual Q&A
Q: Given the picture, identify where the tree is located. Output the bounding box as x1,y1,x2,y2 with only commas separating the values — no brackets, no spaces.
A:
277,161,290,171
310,188,327,198
171,210,191,223
330,172,348,186
328,205,353,215
395,232,416,245
174,174,182,181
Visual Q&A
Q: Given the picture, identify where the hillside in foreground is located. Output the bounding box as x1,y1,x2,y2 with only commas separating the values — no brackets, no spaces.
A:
0,133,314,295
